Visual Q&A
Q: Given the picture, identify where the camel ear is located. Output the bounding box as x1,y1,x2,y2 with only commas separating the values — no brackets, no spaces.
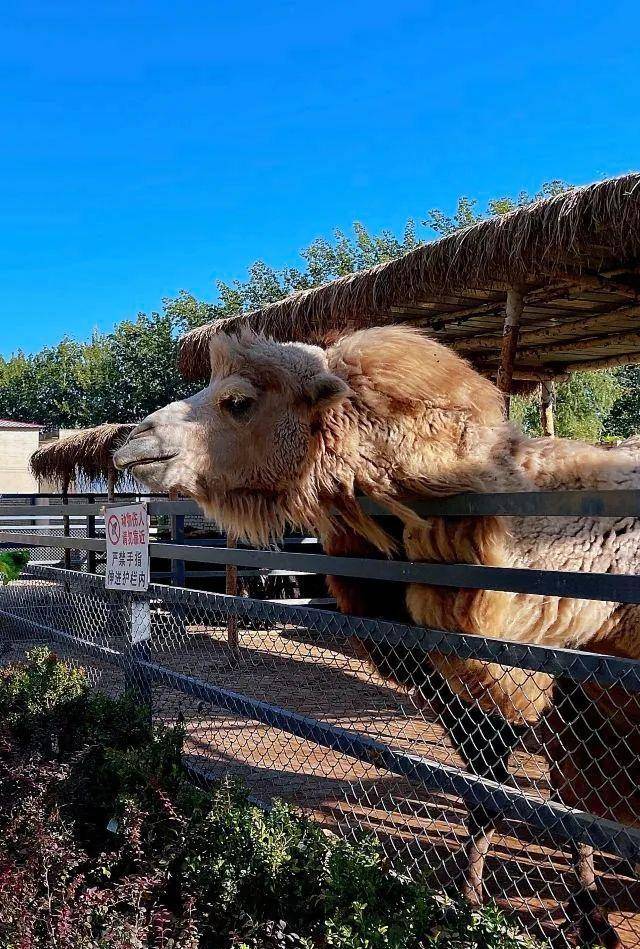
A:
305,373,351,412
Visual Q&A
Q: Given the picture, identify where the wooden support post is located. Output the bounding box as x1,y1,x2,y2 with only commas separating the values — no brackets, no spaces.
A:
226,532,239,651
496,288,525,416
541,381,555,437
107,471,115,503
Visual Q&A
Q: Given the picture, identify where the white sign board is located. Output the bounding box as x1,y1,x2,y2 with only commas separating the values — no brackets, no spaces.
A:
105,503,150,592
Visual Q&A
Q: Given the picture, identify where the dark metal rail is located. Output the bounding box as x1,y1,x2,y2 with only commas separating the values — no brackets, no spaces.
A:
3,488,640,518
4,531,640,604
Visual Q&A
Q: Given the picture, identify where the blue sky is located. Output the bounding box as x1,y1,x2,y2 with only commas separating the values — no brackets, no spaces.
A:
1,0,639,357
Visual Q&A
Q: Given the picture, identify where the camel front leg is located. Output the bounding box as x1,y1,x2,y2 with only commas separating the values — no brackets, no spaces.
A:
462,805,498,905
428,688,525,907
560,843,623,949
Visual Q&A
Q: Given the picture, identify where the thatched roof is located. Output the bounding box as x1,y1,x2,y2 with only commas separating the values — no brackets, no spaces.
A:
30,423,135,489
179,173,640,384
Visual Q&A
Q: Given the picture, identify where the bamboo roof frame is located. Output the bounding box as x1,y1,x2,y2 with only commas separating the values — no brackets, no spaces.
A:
178,174,640,392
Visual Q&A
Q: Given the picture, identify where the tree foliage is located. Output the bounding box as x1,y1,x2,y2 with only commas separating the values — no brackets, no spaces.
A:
0,312,189,427
424,180,569,236
511,371,622,441
602,364,640,440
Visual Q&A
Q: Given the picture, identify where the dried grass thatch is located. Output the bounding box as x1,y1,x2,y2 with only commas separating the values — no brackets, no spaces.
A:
179,173,640,380
30,423,135,489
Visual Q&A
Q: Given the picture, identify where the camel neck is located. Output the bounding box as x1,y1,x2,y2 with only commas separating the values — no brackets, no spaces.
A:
308,399,527,556
323,398,527,504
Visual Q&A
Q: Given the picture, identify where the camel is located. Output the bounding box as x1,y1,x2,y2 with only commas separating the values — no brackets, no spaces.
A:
114,324,640,943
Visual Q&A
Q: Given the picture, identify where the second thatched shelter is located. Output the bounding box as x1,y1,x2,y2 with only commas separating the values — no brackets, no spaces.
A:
30,423,135,494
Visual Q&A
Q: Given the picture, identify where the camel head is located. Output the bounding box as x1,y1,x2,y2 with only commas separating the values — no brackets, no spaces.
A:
113,329,352,541
114,324,511,546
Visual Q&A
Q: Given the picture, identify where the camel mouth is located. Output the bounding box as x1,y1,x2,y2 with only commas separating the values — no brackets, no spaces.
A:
115,451,180,473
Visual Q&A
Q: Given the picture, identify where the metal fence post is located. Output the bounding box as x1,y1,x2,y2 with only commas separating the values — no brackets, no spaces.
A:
226,531,239,651
170,513,186,586
86,493,96,574
62,482,71,571
125,594,153,720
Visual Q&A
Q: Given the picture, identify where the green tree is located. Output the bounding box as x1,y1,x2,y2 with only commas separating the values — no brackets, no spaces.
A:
163,289,222,332
511,371,622,441
0,340,89,428
94,311,189,423
202,220,422,321
424,180,569,236
603,364,640,439
0,312,189,427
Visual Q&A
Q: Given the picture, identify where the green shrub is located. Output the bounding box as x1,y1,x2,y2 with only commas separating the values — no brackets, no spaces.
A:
0,650,544,948
0,645,86,742
0,549,29,584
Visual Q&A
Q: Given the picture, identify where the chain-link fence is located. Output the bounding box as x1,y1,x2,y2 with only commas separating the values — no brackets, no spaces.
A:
1,560,640,945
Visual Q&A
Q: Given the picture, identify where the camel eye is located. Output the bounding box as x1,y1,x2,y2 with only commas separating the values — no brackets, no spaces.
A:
221,394,255,420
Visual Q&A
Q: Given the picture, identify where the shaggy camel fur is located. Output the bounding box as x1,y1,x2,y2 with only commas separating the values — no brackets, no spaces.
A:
114,325,640,937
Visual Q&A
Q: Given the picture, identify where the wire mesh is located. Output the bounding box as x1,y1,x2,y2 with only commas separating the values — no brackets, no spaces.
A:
1,563,639,945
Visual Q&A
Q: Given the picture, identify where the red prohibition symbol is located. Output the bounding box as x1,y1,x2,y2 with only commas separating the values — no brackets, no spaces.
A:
107,514,121,545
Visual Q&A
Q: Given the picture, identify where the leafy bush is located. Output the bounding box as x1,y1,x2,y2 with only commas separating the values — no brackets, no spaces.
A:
0,549,29,584
0,650,543,948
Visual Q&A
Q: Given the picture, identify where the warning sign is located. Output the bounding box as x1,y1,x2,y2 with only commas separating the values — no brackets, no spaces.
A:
105,503,150,591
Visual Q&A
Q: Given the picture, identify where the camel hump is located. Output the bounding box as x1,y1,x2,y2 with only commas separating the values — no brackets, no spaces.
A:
329,324,505,425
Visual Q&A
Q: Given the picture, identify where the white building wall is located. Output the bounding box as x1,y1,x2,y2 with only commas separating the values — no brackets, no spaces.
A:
0,430,40,493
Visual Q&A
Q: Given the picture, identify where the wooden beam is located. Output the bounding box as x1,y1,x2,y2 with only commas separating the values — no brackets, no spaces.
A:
564,351,640,373
393,281,581,329
390,290,502,313
399,276,637,334
516,328,640,362
455,303,640,353
391,295,505,324
496,288,524,407
540,381,555,437
540,271,639,297
418,284,571,329
476,364,563,381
